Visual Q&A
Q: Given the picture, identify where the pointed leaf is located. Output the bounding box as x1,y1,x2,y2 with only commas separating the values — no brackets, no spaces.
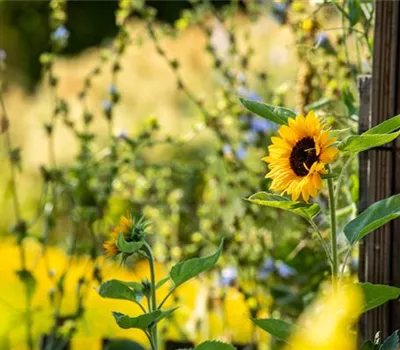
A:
380,330,399,350
99,279,142,303
246,192,320,219
112,310,162,330
348,0,362,26
357,283,400,313
252,318,294,342
240,98,295,125
16,269,36,298
344,193,400,245
329,128,351,138
361,341,378,350
170,241,223,288
155,276,170,289
116,232,144,254
305,97,333,111
195,341,236,350
364,115,400,135
338,131,400,153
155,306,179,324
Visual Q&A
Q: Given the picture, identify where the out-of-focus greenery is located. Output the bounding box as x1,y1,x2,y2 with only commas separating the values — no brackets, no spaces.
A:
0,0,373,349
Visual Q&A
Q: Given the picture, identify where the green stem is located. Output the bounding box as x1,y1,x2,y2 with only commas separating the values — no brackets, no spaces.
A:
143,242,158,350
308,219,333,265
334,154,354,208
327,168,338,289
158,288,175,310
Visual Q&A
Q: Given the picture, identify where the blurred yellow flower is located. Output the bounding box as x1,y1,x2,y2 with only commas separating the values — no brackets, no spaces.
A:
285,283,363,350
302,19,315,32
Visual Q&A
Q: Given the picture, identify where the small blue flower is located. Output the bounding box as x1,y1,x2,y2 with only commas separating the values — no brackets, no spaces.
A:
276,261,295,278
116,129,128,139
247,91,262,102
102,100,112,112
222,144,232,156
315,32,329,47
236,144,246,160
271,3,288,24
246,130,257,144
240,115,249,123
258,258,275,280
220,266,238,287
0,49,6,62
52,25,70,44
236,72,246,83
237,86,248,97
108,84,118,95
273,3,287,12
250,117,275,133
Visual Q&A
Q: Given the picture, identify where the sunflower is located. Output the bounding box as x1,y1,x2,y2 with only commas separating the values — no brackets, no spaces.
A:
103,216,133,257
263,111,338,201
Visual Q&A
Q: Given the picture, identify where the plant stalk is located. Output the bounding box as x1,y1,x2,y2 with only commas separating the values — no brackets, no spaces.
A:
143,242,158,350
327,168,338,290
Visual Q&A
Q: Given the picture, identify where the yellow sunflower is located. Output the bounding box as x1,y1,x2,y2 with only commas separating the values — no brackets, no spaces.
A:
103,216,133,257
263,111,338,201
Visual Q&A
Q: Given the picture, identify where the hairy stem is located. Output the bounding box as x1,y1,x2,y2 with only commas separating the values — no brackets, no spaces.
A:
328,168,338,289
143,242,158,350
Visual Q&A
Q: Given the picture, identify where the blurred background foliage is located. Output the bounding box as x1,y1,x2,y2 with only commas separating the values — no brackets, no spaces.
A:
0,0,373,349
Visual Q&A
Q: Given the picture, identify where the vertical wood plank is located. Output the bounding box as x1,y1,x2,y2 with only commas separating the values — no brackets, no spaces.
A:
357,75,371,343
361,0,400,340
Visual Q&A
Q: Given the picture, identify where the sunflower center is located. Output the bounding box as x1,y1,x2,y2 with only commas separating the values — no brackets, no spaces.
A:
289,137,318,176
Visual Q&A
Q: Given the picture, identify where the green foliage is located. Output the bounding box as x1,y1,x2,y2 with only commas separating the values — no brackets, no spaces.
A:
16,269,36,298
338,131,400,153
347,0,362,27
239,98,296,125
364,115,400,135
251,318,293,342
99,279,143,304
357,283,400,313
246,192,320,220
116,232,145,254
195,341,236,350
339,114,400,152
380,331,399,350
170,240,223,288
344,194,400,245
112,310,162,330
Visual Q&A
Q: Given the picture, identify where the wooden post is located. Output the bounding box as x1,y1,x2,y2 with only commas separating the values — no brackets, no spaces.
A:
359,0,400,340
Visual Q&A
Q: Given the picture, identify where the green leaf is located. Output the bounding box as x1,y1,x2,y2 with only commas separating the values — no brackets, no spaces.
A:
329,128,351,138
380,330,399,350
364,115,400,135
16,269,36,298
357,283,400,313
99,279,143,303
155,306,179,324
305,97,333,111
246,192,320,220
239,98,296,125
344,193,400,245
155,276,170,289
116,232,144,254
170,240,223,288
348,0,362,26
195,341,236,350
252,318,294,342
361,341,378,350
321,172,339,180
112,310,162,330
338,131,400,153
